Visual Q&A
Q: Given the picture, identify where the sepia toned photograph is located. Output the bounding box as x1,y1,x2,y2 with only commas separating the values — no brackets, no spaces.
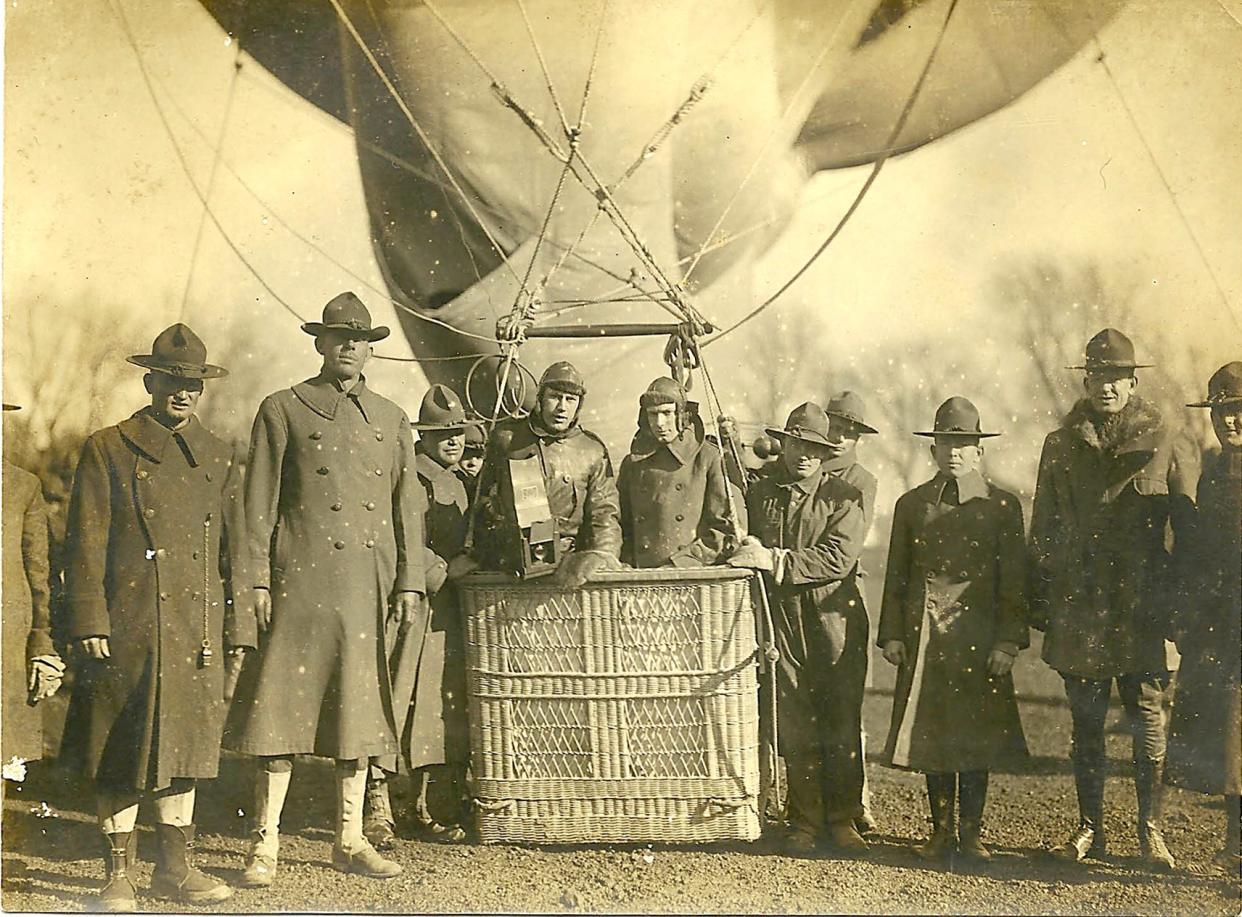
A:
1,0,1239,913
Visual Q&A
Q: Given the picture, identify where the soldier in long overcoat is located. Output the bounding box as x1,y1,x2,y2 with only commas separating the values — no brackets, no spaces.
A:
60,325,249,909
1029,328,1195,869
617,377,735,568
728,402,870,855
225,293,426,884
1166,361,1242,873
369,384,473,846
879,398,1029,862
2,404,64,782
456,361,621,586
821,391,880,834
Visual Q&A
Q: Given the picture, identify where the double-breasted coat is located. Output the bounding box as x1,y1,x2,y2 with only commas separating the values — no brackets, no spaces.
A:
878,471,1029,773
61,409,254,792
2,462,55,763
394,449,470,771
745,464,870,827
617,416,734,567
1029,397,1195,678
471,415,621,569
1167,448,1241,795
225,374,426,761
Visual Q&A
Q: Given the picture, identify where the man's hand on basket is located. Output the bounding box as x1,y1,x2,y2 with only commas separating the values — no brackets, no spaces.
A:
553,550,612,589
447,554,480,582
726,536,776,573
882,640,907,667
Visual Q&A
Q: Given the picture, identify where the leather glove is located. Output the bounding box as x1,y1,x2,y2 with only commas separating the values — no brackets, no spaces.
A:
553,550,614,589
447,554,480,581
726,540,775,572
987,647,1016,677
28,655,66,705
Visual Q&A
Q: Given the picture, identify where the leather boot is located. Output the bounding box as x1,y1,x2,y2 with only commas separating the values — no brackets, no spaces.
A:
149,824,233,903
238,765,291,888
916,773,956,862
1135,759,1174,871
957,771,990,861
333,763,402,879
90,831,137,912
1052,755,1106,862
363,771,397,850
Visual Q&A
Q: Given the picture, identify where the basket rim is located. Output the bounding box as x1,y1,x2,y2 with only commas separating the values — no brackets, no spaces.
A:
459,567,756,587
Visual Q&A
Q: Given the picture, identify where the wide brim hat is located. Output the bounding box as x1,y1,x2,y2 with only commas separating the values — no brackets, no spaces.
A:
127,323,228,379
914,396,1001,438
1068,327,1152,371
766,401,832,448
825,390,878,435
463,421,487,449
301,291,390,342
1188,361,1242,408
413,383,469,431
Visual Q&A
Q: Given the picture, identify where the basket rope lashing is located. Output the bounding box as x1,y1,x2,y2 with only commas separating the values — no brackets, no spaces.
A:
472,797,516,814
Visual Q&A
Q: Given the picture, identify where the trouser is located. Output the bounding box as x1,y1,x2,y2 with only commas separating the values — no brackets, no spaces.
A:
1061,672,1168,825
925,771,988,830
96,777,198,833
777,604,868,832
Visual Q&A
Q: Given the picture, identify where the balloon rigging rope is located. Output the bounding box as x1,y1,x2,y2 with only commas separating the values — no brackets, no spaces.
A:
704,0,963,348
326,0,521,289
178,0,246,322
103,0,502,362
679,0,869,288
514,0,574,139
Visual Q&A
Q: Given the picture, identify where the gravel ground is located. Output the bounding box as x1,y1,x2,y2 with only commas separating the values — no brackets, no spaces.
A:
3,638,1238,915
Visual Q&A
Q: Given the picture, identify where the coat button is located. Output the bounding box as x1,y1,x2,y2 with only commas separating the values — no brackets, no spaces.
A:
192,551,199,560
334,541,346,550
330,502,343,512
205,471,213,483
925,570,935,580
675,513,685,522
318,466,330,475
159,592,170,601
562,474,571,483
136,470,149,481
364,539,375,548
364,501,376,511
675,483,684,491
375,468,384,476
144,507,156,519
375,432,384,442
310,431,323,440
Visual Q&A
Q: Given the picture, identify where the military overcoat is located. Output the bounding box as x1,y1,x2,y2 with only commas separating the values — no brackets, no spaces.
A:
471,415,621,569
1167,448,1241,795
617,416,734,568
1029,396,1195,678
878,471,1029,773
2,462,54,762
396,449,470,770
225,374,426,761
60,409,253,792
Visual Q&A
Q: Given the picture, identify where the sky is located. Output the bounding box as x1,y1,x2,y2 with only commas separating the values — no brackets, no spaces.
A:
3,0,1240,494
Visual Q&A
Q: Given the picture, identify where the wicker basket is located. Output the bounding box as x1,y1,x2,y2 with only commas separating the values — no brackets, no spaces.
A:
460,567,761,845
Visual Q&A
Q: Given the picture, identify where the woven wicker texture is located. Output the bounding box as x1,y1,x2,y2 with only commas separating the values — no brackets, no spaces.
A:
462,569,761,844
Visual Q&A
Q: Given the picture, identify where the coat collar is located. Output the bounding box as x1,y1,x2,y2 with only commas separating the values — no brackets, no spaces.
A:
415,448,456,481
1063,395,1163,456
626,415,704,465
528,413,583,444
117,408,209,466
931,469,988,505
821,450,856,476
773,465,823,496
292,372,373,422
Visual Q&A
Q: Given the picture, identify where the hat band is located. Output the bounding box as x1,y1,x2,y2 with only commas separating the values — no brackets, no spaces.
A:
149,360,209,375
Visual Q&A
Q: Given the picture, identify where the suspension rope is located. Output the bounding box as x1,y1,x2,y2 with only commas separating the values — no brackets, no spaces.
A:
705,0,963,347
514,0,574,138
326,0,521,284
680,0,868,286
178,0,246,320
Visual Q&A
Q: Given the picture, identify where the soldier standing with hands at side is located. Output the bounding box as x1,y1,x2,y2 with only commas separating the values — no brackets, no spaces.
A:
61,325,250,910
225,293,426,885
878,397,1029,863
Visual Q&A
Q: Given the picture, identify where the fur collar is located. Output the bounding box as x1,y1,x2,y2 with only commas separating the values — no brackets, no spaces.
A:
1063,395,1163,455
